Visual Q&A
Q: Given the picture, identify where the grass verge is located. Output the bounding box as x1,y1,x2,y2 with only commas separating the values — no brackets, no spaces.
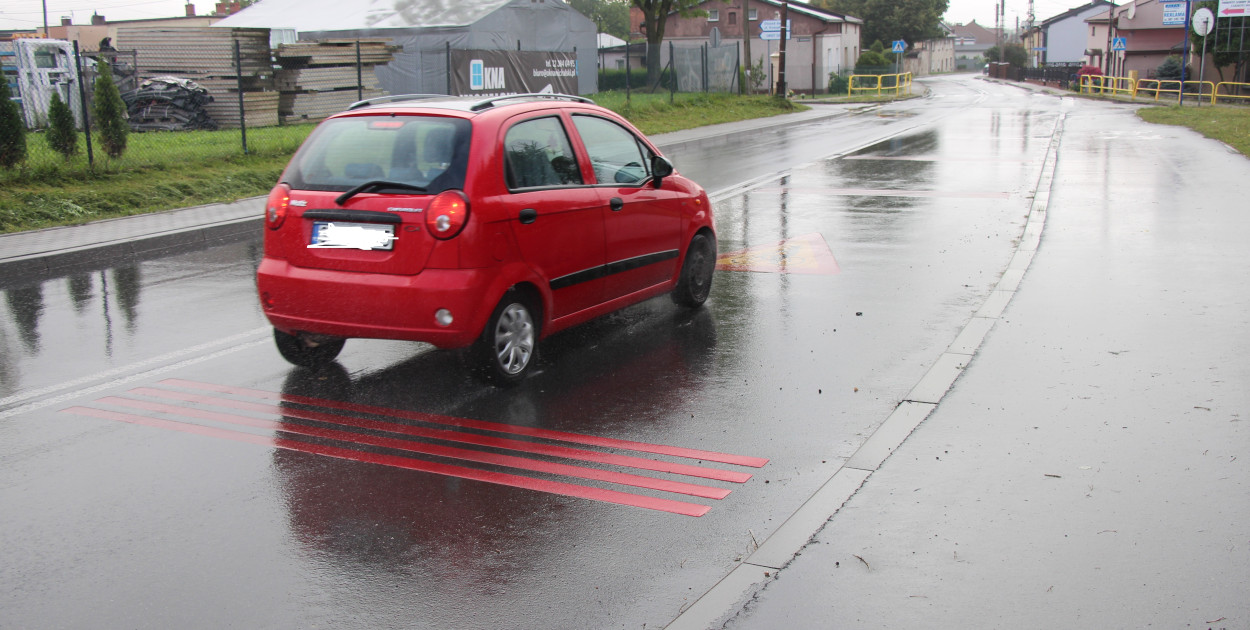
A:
1136,105,1250,157
1,93,802,234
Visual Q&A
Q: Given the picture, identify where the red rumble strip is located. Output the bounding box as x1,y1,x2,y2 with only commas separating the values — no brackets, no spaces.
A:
62,380,769,517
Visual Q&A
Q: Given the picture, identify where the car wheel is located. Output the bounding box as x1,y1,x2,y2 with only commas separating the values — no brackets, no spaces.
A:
273,328,345,368
672,232,715,308
474,290,539,386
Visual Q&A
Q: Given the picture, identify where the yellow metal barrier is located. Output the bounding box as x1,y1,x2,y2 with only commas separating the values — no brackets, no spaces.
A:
1134,78,1217,103
1136,79,1183,101
1080,74,1135,98
848,72,913,97
1213,82,1250,104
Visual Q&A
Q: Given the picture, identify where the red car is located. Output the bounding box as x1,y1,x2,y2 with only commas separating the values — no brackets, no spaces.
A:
256,94,716,384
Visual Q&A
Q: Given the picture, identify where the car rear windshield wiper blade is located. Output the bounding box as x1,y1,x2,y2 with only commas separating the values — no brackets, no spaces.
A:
336,180,428,206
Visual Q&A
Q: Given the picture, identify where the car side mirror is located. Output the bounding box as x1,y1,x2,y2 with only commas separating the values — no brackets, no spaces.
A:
650,155,674,188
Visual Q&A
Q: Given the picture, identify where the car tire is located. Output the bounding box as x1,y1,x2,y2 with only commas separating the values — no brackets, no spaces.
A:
473,290,540,386
672,232,715,308
273,328,345,368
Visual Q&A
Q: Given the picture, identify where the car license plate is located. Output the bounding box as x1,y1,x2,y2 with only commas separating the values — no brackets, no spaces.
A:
309,221,395,251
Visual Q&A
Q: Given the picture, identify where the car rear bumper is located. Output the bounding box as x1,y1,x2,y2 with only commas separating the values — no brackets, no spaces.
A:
256,258,492,348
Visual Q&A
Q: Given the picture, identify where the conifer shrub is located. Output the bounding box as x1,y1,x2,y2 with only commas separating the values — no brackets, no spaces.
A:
46,92,79,160
0,79,27,169
93,59,128,158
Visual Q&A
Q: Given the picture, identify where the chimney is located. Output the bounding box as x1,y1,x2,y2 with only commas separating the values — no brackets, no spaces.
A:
185,3,196,17
61,16,72,26
91,12,106,25
214,2,242,15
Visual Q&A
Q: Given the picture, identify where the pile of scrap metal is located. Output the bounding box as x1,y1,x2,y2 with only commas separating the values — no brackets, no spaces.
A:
121,76,217,132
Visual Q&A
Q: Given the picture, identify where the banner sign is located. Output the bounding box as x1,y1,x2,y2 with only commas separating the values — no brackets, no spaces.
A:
450,50,578,97
1162,2,1186,25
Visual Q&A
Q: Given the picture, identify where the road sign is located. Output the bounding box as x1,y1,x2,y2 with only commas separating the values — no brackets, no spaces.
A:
759,19,791,40
1194,8,1215,35
1218,0,1250,16
1111,37,1127,51
891,40,907,53
1162,2,1186,25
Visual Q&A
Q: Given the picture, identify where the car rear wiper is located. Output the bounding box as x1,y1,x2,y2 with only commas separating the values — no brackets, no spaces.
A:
335,180,428,206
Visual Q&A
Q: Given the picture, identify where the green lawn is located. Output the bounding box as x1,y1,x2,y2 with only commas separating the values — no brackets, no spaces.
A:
0,92,801,234
1136,105,1250,158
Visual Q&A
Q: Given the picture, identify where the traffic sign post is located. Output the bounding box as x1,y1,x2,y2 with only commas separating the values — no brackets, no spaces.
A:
1193,7,1215,107
891,40,906,75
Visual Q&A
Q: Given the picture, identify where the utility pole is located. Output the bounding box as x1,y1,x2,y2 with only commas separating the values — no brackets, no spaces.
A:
742,1,752,93
775,1,789,96
1104,1,1117,75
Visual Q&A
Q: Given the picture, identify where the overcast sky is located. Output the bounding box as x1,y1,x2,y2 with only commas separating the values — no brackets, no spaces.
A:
2,0,1100,34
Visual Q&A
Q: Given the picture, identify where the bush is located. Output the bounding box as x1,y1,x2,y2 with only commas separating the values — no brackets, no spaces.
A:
1155,55,1188,81
92,59,128,159
829,72,849,94
598,68,671,91
46,93,78,160
0,78,27,169
855,50,893,74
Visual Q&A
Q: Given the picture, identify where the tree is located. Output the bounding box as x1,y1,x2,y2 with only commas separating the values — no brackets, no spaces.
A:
817,0,949,50
92,59,128,159
983,43,1027,68
1189,0,1245,82
0,78,26,169
568,0,631,40
46,92,79,160
632,0,726,86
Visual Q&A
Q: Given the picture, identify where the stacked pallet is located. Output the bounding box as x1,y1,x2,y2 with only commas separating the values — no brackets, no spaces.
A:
114,26,278,129
274,39,395,124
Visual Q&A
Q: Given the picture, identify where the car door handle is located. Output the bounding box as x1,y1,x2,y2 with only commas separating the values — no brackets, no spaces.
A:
609,197,623,212
519,208,537,224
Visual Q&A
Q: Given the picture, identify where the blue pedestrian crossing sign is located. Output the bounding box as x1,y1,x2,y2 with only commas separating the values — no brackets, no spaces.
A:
891,40,907,53
1111,37,1127,51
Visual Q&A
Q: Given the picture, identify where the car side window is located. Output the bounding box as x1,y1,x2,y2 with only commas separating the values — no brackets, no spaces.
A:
504,116,583,190
571,115,652,185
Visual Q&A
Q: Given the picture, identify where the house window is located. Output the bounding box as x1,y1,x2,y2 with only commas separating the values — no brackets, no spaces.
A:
748,8,757,20
729,11,737,25
708,9,719,22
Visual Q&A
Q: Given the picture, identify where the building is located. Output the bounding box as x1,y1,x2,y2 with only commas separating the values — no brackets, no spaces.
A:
950,20,1000,71
1036,0,1112,66
905,23,956,76
24,3,236,53
631,0,862,94
1084,0,1201,79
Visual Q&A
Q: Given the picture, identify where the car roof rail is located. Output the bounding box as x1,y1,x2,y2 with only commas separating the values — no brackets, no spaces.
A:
347,94,450,110
469,93,595,112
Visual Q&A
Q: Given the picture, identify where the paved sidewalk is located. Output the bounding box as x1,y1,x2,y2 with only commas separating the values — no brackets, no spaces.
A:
0,104,855,283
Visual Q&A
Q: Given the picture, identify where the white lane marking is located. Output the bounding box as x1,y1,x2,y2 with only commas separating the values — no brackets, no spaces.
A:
0,337,269,421
0,326,270,412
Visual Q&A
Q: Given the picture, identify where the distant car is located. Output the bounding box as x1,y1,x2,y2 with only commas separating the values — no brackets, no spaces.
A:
256,93,716,384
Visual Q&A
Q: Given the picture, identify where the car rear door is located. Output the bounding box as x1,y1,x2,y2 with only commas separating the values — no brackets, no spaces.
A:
500,114,608,320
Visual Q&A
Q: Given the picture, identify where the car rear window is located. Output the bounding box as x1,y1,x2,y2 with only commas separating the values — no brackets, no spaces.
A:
282,115,472,194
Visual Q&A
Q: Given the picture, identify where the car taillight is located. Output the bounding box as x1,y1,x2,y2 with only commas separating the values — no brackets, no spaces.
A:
426,190,469,239
266,184,291,230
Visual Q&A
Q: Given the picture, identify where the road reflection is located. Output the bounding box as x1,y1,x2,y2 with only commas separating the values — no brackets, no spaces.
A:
268,305,719,592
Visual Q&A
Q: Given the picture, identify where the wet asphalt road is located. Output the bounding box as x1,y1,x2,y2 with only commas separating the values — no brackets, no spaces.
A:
4,75,1066,628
